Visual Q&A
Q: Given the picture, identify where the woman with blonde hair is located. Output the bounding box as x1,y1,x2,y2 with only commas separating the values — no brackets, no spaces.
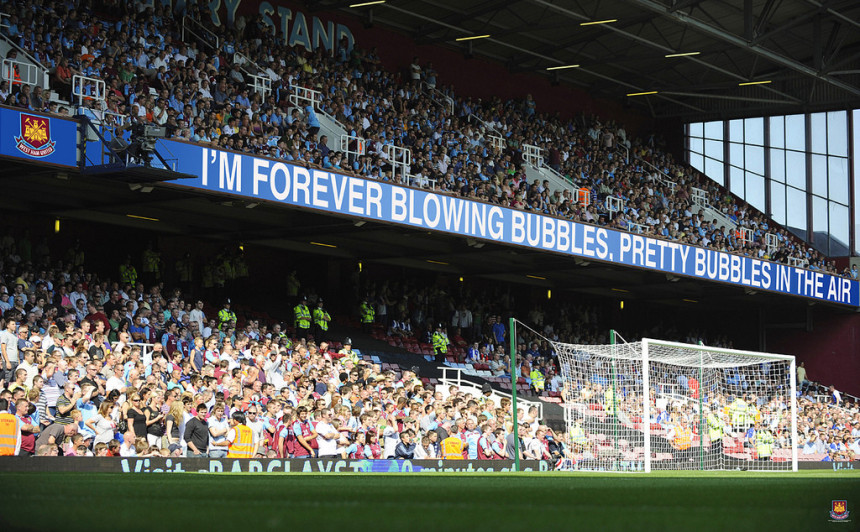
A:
164,400,185,448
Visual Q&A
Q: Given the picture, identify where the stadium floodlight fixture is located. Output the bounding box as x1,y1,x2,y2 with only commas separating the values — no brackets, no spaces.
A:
455,34,491,41
738,80,772,86
580,19,617,26
665,51,700,58
627,90,658,96
310,241,337,248
349,0,385,7
546,64,580,71
126,214,159,222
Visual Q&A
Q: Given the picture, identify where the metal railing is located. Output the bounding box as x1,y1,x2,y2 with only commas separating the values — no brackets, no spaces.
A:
181,16,219,50
421,81,454,115
488,134,505,151
72,74,106,107
438,366,544,421
604,196,623,218
628,222,649,234
340,133,366,164
2,58,42,87
404,173,436,190
765,233,779,256
466,113,502,137
234,51,272,97
522,143,544,167
388,144,411,184
788,256,809,268
735,226,753,245
289,86,320,109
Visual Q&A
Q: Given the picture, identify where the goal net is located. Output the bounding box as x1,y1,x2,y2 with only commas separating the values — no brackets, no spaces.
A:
555,335,797,472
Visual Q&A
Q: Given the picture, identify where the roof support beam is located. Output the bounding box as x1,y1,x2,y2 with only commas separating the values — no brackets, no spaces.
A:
627,0,860,98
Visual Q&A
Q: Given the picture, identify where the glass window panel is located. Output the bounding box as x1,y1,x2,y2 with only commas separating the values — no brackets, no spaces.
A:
828,156,848,204
854,110,860,255
786,186,807,240
705,157,724,185
704,121,723,141
729,142,744,167
785,114,805,152
812,195,828,252
826,111,847,157
770,181,786,225
769,116,784,149
729,119,744,142
770,149,785,183
730,166,745,198
688,122,703,138
690,152,704,173
744,117,764,145
786,151,806,189
745,145,764,175
689,137,703,155
705,140,723,161
829,202,849,256
811,154,828,197
745,172,766,212
810,112,827,154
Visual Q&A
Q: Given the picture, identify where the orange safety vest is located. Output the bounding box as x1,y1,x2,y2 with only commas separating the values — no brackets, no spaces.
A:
441,435,464,460
227,424,255,458
0,413,20,456
673,425,692,451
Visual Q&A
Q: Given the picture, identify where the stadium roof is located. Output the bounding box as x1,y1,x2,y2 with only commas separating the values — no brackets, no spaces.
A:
315,0,860,120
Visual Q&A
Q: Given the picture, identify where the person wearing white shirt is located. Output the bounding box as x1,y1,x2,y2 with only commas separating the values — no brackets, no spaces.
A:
314,408,340,457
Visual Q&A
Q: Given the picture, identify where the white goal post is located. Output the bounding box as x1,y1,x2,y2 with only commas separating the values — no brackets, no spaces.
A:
555,334,797,472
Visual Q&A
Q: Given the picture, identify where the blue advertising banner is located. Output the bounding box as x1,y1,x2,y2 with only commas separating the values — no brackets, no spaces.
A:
0,106,78,167
155,140,860,307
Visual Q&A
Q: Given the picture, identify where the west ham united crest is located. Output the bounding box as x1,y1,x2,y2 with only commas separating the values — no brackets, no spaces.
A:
15,113,56,157
830,500,850,521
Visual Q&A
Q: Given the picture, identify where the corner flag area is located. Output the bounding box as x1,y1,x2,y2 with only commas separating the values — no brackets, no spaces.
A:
3,471,858,531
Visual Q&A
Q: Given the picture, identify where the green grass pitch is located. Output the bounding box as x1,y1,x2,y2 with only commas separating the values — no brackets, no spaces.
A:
2,471,858,532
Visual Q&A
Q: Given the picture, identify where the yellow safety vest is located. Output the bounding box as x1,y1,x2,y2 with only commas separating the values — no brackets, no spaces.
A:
294,304,311,329
360,302,375,324
441,436,464,459
673,425,693,450
707,414,724,441
227,424,255,458
530,369,545,391
313,308,330,331
569,425,586,446
755,430,774,458
0,413,20,456
431,332,448,354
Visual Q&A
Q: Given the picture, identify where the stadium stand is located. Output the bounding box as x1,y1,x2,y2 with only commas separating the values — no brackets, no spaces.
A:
0,0,856,466
0,222,857,464
0,0,850,279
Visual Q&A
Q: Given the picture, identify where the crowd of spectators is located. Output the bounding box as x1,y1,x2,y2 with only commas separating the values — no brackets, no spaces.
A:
0,234,572,461
0,0,853,279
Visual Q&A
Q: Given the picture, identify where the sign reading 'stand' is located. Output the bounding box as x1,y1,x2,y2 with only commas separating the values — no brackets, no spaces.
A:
157,140,859,307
